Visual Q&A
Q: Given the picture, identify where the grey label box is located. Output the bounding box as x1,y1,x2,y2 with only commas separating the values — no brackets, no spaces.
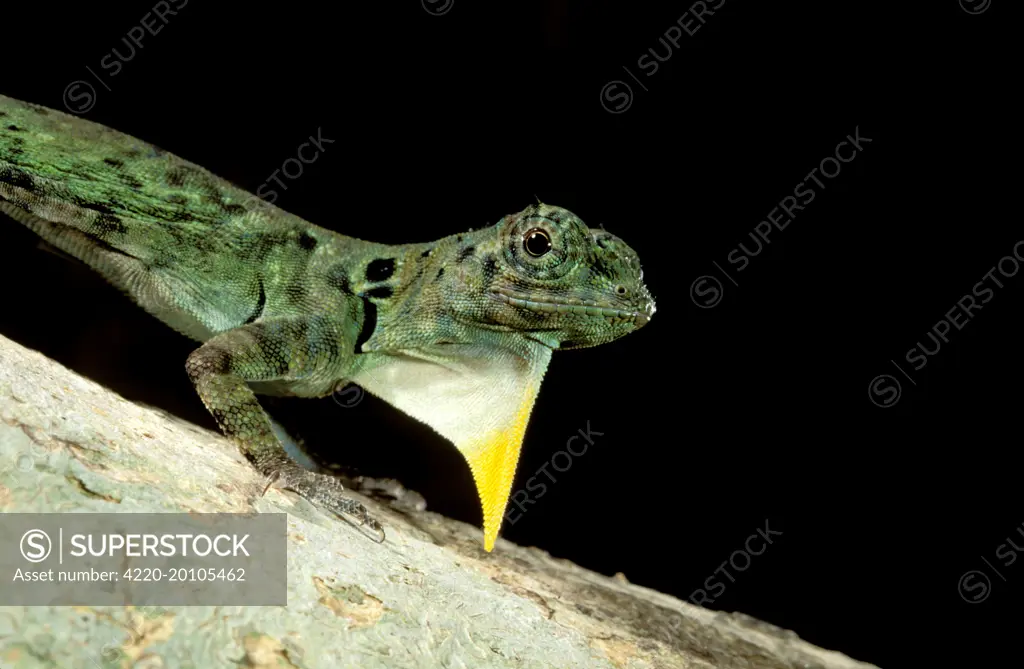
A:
0,513,287,605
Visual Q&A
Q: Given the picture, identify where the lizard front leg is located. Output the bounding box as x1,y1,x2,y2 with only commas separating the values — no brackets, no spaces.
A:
184,318,384,541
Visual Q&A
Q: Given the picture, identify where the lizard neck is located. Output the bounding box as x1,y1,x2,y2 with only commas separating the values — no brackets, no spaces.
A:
353,228,524,354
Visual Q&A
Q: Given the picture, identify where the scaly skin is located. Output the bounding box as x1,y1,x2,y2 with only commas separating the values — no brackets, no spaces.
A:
0,95,655,550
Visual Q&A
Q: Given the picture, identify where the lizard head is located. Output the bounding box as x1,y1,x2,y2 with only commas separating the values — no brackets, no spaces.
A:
453,203,655,349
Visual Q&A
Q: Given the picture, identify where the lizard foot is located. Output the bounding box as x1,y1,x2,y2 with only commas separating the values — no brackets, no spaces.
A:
263,465,386,544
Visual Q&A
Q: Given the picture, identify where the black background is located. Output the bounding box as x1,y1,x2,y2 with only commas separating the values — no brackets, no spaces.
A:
0,2,1017,667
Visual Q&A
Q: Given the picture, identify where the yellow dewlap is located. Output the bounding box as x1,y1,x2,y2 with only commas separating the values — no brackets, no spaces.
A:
350,342,551,551
462,385,535,552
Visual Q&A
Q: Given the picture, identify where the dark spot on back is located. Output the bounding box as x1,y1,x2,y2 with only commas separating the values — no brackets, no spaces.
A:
436,267,445,280
104,158,125,168
6,125,20,132
165,166,191,187
1,167,35,191
420,248,432,258
298,232,318,251
366,258,395,282
78,197,120,217
0,112,7,118
93,212,128,236
195,178,224,204
456,246,475,263
198,190,246,217
365,286,393,299
120,174,144,191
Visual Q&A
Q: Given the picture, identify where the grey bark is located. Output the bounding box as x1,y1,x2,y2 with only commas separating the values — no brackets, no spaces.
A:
0,334,881,669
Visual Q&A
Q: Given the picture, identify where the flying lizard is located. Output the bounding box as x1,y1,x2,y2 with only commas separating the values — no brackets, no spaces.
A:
0,94,655,551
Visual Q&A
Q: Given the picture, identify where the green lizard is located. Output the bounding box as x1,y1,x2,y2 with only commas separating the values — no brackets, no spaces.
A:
0,94,655,551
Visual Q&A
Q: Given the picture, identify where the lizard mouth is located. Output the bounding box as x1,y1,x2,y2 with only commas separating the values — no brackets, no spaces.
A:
491,288,651,326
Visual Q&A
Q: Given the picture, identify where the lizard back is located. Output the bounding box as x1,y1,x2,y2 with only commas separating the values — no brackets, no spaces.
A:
0,95,382,343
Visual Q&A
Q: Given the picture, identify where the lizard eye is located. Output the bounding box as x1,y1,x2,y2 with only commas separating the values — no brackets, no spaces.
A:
523,228,552,257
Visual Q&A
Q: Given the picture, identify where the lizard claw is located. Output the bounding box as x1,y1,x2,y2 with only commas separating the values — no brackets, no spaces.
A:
261,472,280,497
267,464,388,545
353,507,386,544
366,520,386,544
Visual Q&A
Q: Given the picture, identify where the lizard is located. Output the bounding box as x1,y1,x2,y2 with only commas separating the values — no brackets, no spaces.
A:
0,94,655,551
